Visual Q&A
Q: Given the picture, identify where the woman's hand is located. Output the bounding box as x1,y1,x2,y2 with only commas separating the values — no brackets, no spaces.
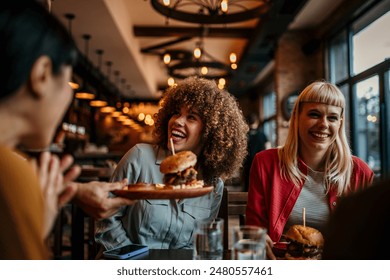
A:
265,233,276,260
71,178,137,220
30,152,80,238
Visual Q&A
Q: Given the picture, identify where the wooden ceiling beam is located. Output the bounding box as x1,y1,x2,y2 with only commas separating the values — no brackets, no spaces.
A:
134,26,252,39
141,36,192,53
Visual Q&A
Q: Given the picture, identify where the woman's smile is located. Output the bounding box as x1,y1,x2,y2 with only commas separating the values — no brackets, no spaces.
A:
167,107,204,155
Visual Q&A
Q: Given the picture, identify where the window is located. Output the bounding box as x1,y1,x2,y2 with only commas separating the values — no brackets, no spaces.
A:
352,11,390,75
328,0,390,178
262,92,276,147
329,30,349,84
338,84,350,140
354,76,380,173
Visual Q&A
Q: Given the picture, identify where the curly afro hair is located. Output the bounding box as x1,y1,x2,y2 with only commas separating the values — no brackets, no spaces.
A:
154,77,248,184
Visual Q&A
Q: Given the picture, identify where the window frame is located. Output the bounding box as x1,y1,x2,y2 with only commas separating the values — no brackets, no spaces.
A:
327,0,390,178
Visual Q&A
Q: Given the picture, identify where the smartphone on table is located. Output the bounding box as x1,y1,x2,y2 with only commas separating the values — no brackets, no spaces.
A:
103,244,149,259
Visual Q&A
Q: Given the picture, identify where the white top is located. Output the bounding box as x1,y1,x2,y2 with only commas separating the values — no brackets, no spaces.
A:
284,168,330,234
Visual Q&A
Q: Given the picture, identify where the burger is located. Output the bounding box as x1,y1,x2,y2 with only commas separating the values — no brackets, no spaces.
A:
284,225,324,260
159,151,203,188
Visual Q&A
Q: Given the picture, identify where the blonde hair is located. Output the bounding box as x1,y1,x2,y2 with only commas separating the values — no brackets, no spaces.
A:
278,81,353,195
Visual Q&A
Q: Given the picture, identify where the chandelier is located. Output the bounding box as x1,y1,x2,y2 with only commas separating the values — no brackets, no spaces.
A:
161,35,236,86
151,0,272,24
166,49,232,80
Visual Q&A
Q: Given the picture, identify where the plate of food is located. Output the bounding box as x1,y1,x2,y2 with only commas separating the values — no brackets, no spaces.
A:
112,183,214,200
112,150,214,199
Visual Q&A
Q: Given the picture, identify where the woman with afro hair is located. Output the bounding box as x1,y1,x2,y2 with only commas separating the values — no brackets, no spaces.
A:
95,76,248,252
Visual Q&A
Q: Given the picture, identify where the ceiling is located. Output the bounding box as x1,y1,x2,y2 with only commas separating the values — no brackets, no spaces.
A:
51,0,345,101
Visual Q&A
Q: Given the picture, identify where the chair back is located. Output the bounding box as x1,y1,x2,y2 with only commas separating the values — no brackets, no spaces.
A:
217,187,248,253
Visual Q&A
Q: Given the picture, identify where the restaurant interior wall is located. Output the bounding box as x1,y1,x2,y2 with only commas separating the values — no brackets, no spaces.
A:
238,70,276,144
274,30,324,146
238,91,261,119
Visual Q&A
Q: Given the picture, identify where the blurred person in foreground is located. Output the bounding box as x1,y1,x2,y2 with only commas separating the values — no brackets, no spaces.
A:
323,178,389,259
243,113,270,192
34,0,133,221
95,77,249,253
245,81,374,259
0,1,133,259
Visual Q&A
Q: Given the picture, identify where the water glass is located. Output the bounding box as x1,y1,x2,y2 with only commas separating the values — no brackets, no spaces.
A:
232,225,267,260
193,218,224,260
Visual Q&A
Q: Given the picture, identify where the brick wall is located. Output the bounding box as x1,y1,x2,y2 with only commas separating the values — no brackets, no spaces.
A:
274,30,324,146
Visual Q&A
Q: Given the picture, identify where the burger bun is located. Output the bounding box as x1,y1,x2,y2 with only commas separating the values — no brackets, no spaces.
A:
285,225,324,247
160,151,197,174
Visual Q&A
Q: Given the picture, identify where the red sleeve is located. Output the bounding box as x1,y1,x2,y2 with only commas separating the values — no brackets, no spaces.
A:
245,153,269,229
351,156,374,191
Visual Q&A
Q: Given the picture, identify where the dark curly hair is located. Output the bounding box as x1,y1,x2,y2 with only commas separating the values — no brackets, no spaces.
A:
154,77,249,184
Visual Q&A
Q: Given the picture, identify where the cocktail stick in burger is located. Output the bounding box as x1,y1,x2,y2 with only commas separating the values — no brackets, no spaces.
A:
160,151,204,188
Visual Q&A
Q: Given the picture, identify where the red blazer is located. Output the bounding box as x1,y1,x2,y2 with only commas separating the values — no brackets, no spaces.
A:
245,148,374,242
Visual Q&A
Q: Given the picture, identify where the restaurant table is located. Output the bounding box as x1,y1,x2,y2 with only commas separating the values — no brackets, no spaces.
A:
108,249,231,260
130,249,193,260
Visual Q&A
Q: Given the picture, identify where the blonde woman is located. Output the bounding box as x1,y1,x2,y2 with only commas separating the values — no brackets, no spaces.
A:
246,81,374,259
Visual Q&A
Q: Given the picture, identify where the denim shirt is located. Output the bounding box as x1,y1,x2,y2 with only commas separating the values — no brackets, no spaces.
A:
95,143,224,250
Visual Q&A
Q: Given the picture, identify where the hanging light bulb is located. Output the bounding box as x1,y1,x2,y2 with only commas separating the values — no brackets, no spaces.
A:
138,113,145,121
231,63,237,70
193,47,202,59
167,77,175,86
122,107,129,114
64,14,80,90
89,99,107,107
69,82,80,90
76,34,96,100
163,0,170,6
201,66,208,75
100,106,116,113
221,0,228,13
111,111,122,117
163,53,171,65
218,78,226,89
118,115,128,122
75,92,95,100
229,52,237,63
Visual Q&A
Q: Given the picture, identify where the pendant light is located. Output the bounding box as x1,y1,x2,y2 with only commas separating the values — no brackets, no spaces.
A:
64,13,80,91
76,34,96,100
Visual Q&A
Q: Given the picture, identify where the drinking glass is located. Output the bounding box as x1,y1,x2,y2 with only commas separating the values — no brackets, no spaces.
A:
232,225,267,260
193,218,224,260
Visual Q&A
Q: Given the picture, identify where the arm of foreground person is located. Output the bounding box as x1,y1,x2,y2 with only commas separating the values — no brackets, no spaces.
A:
30,152,81,238
71,179,137,220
